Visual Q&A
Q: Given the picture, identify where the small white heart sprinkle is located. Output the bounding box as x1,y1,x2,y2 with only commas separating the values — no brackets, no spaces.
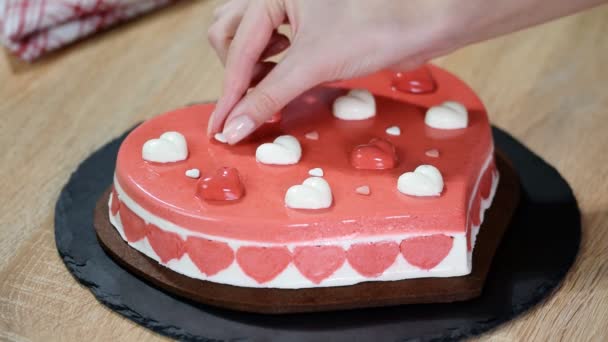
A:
425,149,440,158
386,126,401,136
305,131,319,140
355,185,371,195
214,133,228,143
308,168,324,177
185,168,200,179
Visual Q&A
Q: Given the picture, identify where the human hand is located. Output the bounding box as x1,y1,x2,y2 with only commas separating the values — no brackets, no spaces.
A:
206,0,455,144
206,0,607,145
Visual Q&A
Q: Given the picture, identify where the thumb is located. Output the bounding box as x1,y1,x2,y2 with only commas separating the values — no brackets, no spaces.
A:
221,54,323,144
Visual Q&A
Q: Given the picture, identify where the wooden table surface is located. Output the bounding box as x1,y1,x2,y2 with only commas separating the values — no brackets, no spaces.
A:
1,1,607,341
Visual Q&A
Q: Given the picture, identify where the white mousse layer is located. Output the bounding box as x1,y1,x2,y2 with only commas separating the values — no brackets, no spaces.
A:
109,152,498,289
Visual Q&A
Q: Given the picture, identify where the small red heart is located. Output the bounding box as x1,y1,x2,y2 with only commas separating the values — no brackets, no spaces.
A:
146,224,185,263
236,246,292,284
118,204,147,243
347,241,399,277
185,237,234,276
351,138,398,170
293,246,346,284
392,65,437,94
196,167,245,201
400,235,453,270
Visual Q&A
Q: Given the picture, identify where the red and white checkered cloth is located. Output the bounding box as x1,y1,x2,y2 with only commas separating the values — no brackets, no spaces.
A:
0,0,174,61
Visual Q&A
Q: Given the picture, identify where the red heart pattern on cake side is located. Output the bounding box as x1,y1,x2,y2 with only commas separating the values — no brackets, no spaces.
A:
392,66,437,94
350,138,398,170
236,246,292,283
196,167,245,201
185,237,234,276
110,187,120,216
118,204,147,242
479,163,495,199
293,246,346,284
347,241,400,277
146,224,185,263
400,235,453,269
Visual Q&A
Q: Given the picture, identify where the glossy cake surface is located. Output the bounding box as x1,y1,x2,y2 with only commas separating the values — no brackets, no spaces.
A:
110,66,498,288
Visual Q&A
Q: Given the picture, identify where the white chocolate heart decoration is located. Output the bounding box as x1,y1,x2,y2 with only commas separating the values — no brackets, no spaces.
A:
397,165,444,197
256,135,302,165
285,177,333,209
142,131,188,163
332,89,376,120
424,101,468,129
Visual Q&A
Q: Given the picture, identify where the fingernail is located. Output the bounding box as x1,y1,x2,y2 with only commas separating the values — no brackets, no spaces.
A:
206,111,216,136
223,115,256,144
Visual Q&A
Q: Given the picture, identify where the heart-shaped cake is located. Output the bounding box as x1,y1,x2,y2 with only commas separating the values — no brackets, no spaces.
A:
109,66,498,288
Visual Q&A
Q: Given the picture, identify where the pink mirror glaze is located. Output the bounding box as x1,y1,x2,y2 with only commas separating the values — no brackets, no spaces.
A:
114,66,492,244
391,66,437,94
196,167,245,202
350,137,399,170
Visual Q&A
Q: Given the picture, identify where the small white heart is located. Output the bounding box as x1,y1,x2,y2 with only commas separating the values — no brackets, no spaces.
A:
425,101,468,129
185,168,200,179
425,149,440,158
256,135,302,165
308,167,324,177
305,131,319,140
214,132,228,143
142,131,188,163
386,126,401,136
285,177,333,209
333,89,376,120
355,185,371,196
397,165,444,197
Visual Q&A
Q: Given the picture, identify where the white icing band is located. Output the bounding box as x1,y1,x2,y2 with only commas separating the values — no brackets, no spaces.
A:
255,135,302,165
142,131,188,163
425,101,468,129
110,152,497,289
284,177,333,210
332,89,376,120
397,165,444,197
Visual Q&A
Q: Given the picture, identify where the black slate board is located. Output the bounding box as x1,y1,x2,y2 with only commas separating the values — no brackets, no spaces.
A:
55,127,581,341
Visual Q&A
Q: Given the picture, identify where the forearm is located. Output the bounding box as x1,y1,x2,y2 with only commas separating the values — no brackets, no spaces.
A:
431,0,607,56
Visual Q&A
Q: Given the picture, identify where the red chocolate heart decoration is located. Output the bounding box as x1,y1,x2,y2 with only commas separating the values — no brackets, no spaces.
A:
392,65,437,94
351,138,399,170
197,167,245,201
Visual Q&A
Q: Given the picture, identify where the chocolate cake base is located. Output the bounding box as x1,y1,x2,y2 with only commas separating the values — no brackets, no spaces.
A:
94,152,518,314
